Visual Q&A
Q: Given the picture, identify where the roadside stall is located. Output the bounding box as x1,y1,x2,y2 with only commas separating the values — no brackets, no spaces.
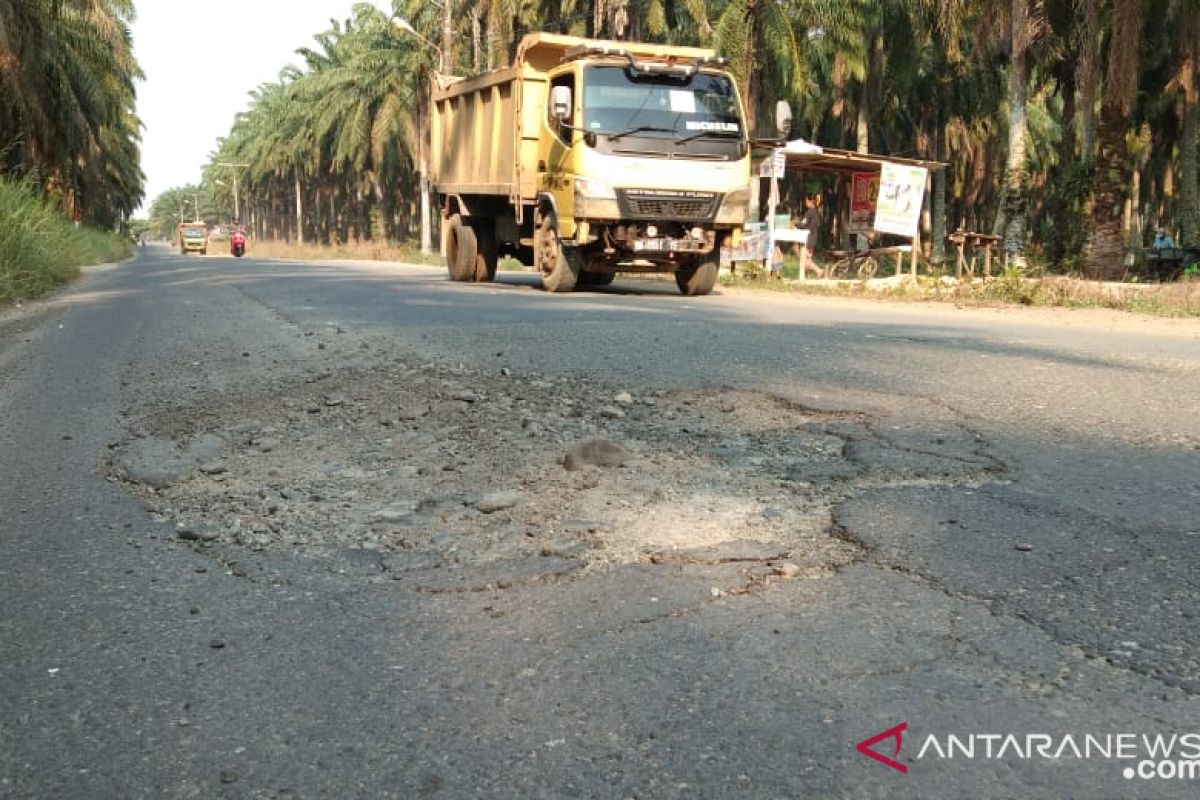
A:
726,142,945,281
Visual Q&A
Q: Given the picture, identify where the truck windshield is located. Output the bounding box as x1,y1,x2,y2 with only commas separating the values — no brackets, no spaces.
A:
183,228,205,238
582,66,742,141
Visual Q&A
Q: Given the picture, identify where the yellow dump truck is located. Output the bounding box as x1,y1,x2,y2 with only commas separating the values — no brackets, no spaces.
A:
177,223,207,255
431,33,755,295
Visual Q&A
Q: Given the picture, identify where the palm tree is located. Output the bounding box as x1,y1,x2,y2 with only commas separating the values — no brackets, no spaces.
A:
1169,0,1199,246
1,0,144,225
1085,0,1143,277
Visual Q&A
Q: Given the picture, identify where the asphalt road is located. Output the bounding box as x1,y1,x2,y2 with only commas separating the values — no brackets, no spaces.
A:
2,246,1199,799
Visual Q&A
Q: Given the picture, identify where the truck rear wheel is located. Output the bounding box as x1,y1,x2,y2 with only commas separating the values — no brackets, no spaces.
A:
446,214,477,282
471,220,497,282
675,259,718,296
536,211,578,293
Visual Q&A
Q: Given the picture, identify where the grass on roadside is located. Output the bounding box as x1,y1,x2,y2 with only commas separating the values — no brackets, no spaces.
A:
243,238,444,267
722,257,1200,317
0,178,133,304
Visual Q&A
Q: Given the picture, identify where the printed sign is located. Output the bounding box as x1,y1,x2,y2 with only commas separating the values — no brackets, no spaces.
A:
849,172,879,234
874,162,927,237
758,149,786,179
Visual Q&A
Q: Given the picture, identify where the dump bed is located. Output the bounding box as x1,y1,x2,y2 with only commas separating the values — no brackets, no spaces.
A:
430,66,538,204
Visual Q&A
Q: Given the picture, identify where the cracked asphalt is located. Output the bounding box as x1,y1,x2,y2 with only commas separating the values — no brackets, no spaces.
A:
2,247,1199,799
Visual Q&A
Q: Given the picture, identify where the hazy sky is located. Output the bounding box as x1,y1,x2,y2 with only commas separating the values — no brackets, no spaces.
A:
131,0,391,214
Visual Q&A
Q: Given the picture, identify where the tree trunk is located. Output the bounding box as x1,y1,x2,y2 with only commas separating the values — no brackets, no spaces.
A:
1076,0,1099,161
1180,4,1199,246
1000,0,1030,266
932,125,947,265
295,173,304,244
442,0,453,73
472,5,483,74
1085,0,1141,278
1050,54,1077,264
420,97,433,255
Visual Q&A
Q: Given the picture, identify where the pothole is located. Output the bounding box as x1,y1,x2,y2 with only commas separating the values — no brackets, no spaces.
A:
104,357,995,587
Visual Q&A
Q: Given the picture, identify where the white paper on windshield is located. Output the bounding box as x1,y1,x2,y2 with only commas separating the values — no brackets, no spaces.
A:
669,90,696,113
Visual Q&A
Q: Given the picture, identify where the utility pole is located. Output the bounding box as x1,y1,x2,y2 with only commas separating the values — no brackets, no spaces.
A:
217,162,249,224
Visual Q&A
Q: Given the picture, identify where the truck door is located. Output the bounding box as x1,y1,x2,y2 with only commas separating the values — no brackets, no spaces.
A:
540,69,577,223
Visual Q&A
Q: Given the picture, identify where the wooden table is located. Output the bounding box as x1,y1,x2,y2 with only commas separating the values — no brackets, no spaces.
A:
1143,247,1200,281
948,231,1002,279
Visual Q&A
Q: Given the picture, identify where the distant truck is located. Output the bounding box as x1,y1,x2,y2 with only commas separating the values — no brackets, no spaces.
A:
177,223,207,255
430,33,755,295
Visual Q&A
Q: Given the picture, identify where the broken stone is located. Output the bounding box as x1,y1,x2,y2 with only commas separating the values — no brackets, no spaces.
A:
475,490,520,514
563,438,629,471
599,405,626,419
397,404,429,421
614,391,634,406
774,562,802,578
370,501,420,522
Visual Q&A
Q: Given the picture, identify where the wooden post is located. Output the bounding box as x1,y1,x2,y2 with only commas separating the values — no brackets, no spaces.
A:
984,241,993,277
910,232,920,279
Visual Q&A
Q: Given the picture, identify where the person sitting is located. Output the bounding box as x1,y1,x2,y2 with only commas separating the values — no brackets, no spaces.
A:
1152,228,1175,250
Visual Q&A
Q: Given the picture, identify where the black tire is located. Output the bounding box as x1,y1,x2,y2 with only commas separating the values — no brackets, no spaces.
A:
579,270,616,286
471,219,498,282
200,249,206,256
536,210,578,293
675,259,718,296
446,214,477,282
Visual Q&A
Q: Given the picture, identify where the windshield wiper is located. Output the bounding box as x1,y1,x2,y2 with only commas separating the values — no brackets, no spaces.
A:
674,129,742,145
605,125,676,141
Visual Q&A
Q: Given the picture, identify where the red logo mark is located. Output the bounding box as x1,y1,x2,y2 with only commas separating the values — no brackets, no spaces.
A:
855,722,909,773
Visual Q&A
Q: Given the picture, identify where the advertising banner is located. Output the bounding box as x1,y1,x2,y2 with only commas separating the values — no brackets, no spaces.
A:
874,162,928,237
850,172,878,233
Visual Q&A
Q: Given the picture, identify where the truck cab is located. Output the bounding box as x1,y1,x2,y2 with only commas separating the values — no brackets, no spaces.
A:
538,47,750,292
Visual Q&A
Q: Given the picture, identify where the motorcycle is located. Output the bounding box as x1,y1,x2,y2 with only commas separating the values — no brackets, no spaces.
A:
230,230,246,258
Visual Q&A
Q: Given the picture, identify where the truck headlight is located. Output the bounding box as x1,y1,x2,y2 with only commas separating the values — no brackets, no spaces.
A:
721,186,750,213
574,177,616,199
716,186,751,223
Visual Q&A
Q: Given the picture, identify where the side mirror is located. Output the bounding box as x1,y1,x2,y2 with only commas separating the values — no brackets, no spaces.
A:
551,85,572,121
775,100,793,139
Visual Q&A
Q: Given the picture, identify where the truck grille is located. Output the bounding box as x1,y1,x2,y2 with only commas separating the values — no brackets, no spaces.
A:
617,190,719,221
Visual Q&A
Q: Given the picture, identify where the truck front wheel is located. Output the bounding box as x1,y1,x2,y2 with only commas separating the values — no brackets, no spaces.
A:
675,259,718,296
535,211,578,293
446,214,478,282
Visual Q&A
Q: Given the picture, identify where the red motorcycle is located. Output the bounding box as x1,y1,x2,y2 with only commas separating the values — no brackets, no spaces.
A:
230,229,246,258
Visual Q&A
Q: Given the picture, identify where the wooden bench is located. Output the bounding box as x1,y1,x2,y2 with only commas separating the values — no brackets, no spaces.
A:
824,245,913,279
948,230,1001,279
